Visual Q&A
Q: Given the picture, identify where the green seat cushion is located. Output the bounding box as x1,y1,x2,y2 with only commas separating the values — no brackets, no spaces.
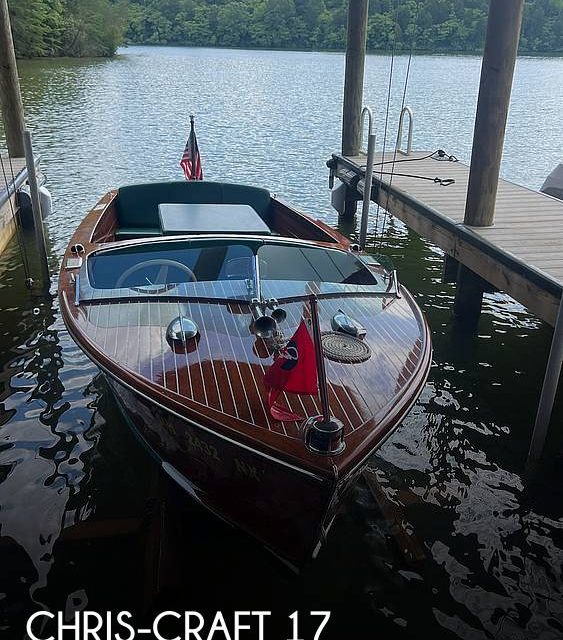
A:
116,181,272,233
220,183,271,220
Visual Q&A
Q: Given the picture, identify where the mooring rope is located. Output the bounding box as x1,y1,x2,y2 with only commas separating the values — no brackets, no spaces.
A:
0,153,33,285
358,148,458,186
362,149,458,169
373,171,455,186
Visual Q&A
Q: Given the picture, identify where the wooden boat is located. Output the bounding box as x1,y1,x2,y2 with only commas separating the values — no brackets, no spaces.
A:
58,180,431,567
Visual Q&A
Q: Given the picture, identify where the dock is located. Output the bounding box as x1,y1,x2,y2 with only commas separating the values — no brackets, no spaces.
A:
331,0,561,467
0,156,28,254
331,150,563,327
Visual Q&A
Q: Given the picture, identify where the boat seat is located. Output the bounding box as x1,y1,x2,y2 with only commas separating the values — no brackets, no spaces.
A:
115,181,273,238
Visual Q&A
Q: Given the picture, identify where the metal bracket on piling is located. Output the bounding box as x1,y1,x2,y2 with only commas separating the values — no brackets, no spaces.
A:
396,106,414,156
526,296,563,473
359,106,376,250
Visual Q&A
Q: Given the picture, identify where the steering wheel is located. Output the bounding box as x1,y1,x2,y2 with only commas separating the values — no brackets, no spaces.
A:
115,259,197,290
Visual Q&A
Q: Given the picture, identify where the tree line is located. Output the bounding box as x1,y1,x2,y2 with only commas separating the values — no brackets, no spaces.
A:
10,0,563,59
10,0,127,57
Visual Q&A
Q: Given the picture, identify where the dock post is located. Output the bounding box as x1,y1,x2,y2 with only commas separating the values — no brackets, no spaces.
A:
23,130,50,292
526,297,563,473
340,0,369,219
0,0,26,158
453,0,524,325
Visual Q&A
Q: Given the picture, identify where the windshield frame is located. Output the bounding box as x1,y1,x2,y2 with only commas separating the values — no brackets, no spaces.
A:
77,235,400,306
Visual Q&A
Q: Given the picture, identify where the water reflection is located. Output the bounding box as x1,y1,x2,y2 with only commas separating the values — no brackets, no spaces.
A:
0,47,562,640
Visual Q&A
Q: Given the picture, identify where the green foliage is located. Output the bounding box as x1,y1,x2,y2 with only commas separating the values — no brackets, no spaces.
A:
10,0,64,57
124,0,562,54
10,0,127,58
9,0,563,58
62,0,128,56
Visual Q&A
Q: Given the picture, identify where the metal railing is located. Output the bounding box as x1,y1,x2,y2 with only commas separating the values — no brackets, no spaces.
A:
359,106,376,250
396,106,414,156
0,156,29,209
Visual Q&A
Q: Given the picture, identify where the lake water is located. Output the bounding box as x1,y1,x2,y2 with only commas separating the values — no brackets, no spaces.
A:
1,46,563,639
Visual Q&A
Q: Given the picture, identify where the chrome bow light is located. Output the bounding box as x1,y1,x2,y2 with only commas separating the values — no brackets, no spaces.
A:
167,316,199,343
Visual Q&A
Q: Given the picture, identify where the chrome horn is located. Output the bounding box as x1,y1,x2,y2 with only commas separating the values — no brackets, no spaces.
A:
250,298,286,339
267,298,287,324
251,306,276,338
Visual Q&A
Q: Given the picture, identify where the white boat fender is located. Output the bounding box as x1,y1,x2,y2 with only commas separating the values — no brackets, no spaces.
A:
540,162,563,201
39,185,52,218
17,184,52,223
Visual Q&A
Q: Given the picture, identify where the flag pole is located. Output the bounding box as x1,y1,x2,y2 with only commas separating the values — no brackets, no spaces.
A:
309,295,331,423
305,295,345,455
189,114,196,181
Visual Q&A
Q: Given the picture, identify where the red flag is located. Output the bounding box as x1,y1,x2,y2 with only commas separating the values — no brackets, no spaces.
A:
180,116,203,181
264,320,318,421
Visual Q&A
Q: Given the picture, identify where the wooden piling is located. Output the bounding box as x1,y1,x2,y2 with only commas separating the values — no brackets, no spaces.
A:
0,0,26,158
453,265,487,328
464,0,524,228
526,297,563,473
340,0,369,219
342,0,369,157
454,0,524,324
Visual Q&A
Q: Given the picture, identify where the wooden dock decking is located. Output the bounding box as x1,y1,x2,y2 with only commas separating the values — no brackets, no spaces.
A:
0,157,28,254
332,151,563,326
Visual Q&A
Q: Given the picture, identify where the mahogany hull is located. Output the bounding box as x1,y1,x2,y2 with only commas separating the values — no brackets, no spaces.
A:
107,376,338,566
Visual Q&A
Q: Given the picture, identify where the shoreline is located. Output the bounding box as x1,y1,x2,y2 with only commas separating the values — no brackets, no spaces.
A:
16,42,563,62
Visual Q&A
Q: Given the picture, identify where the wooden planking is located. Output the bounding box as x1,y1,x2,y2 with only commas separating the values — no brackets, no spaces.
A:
79,291,423,441
336,151,563,325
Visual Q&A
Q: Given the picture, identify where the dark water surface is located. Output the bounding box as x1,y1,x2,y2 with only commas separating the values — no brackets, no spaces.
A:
1,47,563,639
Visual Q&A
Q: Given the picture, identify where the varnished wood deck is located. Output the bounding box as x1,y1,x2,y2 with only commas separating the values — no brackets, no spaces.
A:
333,151,563,325
76,292,423,441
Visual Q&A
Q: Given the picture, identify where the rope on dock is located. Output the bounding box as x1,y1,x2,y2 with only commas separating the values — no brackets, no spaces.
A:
361,149,458,169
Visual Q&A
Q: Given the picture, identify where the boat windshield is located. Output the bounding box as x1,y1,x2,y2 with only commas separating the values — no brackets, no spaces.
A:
257,243,383,299
84,239,389,302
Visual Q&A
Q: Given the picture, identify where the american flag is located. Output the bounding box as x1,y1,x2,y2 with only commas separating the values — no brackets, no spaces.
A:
180,115,203,180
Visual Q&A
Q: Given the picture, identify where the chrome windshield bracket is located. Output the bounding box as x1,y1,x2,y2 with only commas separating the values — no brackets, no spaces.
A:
74,274,80,306
391,269,402,298
253,253,262,304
